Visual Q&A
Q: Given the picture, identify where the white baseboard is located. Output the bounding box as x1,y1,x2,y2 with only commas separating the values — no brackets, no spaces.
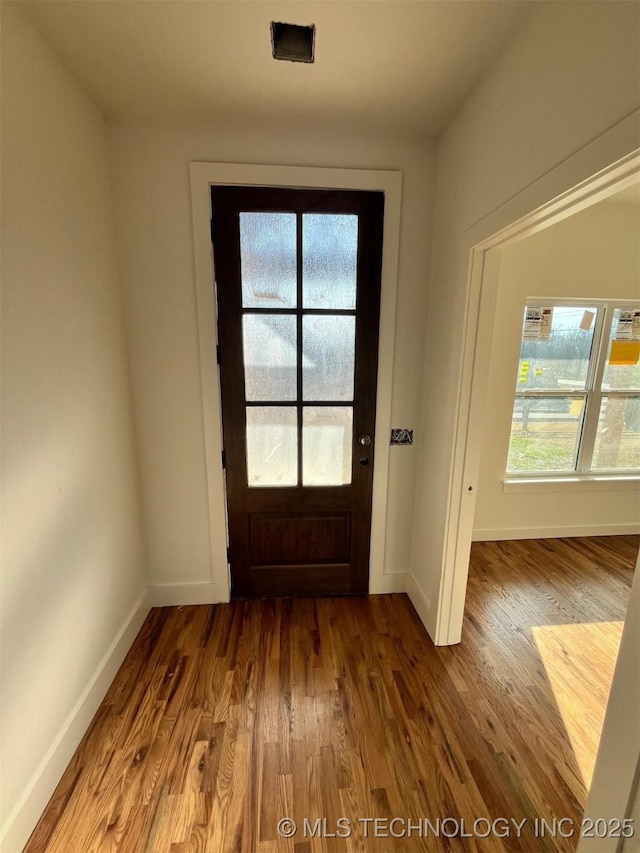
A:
150,581,227,607
406,572,438,642
0,588,151,853
150,577,409,603
472,523,640,542
369,572,408,594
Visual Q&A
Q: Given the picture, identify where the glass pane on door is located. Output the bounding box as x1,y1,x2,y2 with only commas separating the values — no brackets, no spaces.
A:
243,314,297,401
303,315,355,401
246,407,297,486
303,214,358,309
303,407,353,485
240,213,297,308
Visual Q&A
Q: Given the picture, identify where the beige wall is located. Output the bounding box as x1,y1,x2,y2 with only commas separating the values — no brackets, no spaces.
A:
474,200,640,539
622,772,640,852
107,122,436,588
0,5,148,844
410,0,640,631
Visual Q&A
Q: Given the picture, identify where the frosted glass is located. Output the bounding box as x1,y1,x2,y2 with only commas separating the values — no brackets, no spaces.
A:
243,314,297,401
303,407,353,485
303,315,355,401
240,213,297,308
303,214,358,309
593,396,640,470
246,407,297,487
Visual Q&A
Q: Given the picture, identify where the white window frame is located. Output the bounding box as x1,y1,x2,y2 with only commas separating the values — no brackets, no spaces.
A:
506,297,640,480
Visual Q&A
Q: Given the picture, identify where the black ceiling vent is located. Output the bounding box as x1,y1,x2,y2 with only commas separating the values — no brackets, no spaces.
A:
271,22,315,63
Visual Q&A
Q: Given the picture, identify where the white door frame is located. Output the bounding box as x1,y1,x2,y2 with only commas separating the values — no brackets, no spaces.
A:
189,163,402,602
577,551,640,852
435,122,640,646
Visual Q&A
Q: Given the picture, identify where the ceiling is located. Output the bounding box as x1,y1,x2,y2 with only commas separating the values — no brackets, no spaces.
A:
20,0,535,136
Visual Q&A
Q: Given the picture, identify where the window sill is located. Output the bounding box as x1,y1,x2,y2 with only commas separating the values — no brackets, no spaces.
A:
502,475,640,494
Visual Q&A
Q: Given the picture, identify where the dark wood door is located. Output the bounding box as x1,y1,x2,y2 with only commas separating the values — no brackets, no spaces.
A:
211,186,384,598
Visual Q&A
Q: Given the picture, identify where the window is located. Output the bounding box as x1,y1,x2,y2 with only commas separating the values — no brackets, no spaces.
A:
506,302,640,476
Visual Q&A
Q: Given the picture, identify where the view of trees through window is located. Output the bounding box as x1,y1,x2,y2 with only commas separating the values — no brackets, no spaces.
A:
507,304,640,474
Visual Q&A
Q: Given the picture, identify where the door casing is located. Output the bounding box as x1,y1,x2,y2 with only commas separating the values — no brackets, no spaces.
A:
190,163,403,603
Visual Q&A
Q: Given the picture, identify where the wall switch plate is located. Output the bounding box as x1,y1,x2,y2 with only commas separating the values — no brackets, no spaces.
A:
390,428,413,445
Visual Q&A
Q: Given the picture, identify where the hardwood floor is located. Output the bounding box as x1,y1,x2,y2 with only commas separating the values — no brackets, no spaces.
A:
25,535,637,853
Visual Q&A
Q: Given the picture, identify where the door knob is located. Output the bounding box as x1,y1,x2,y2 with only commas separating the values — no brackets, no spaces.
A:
359,434,372,446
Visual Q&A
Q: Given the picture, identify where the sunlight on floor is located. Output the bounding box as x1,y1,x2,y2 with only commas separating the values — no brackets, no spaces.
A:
532,620,624,787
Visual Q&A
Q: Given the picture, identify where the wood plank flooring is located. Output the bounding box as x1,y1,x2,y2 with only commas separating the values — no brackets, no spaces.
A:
25,535,637,853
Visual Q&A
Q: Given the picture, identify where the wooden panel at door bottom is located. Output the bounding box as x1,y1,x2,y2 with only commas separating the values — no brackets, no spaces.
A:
249,511,351,564
246,564,352,597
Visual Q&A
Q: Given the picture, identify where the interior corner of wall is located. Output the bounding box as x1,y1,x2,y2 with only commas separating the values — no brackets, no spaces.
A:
407,570,437,642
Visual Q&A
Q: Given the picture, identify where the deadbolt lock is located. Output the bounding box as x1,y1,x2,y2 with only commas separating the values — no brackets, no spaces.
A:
359,434,372,447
